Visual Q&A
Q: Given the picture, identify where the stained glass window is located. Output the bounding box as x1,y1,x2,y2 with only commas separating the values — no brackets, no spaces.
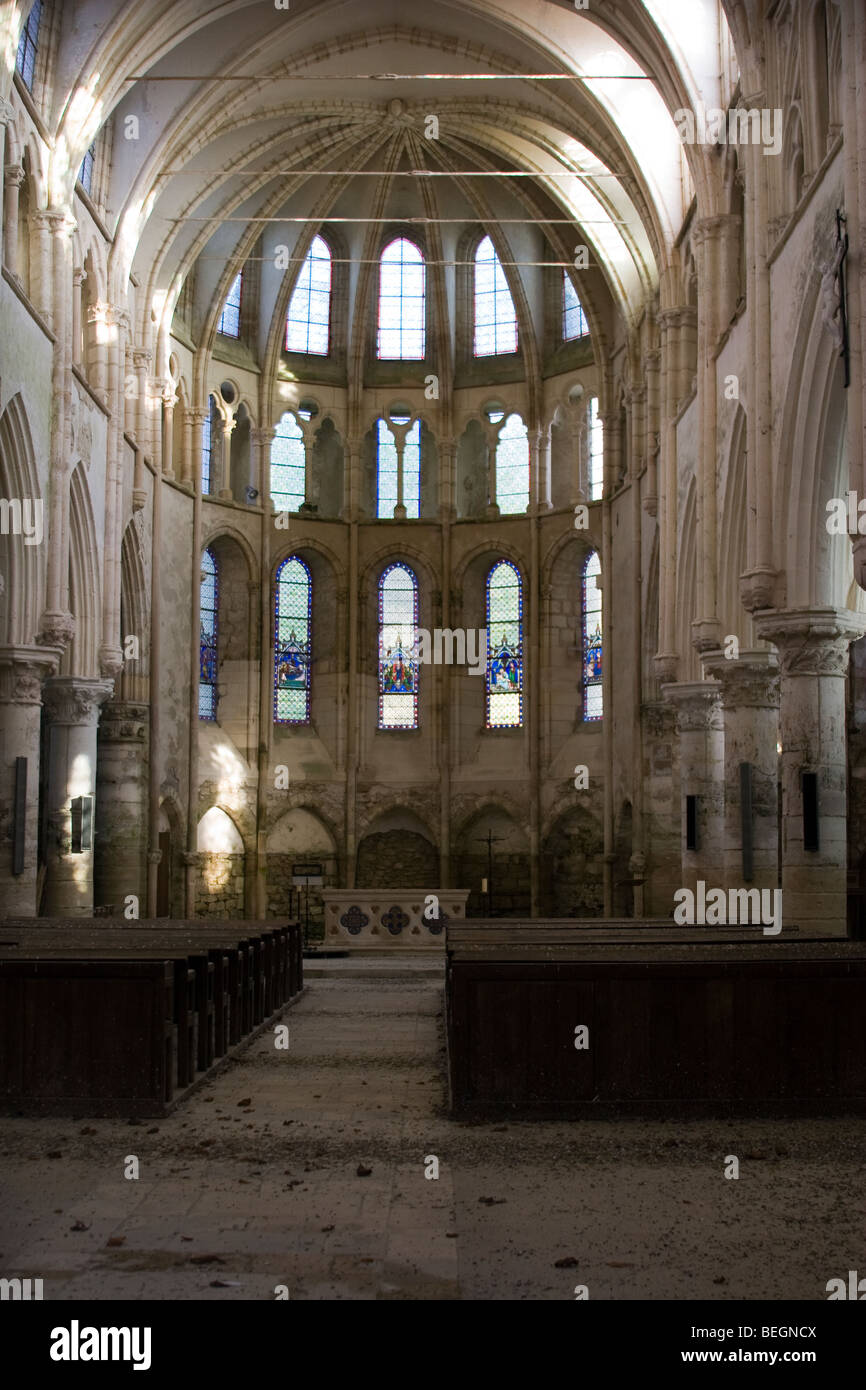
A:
377,238,425,360
583,550,603,720
199,548,218,720
486,560,523,728
286,235,331,355
474,235,518,356
217,272,242,338
563,272,588,340
377,417,420,519
378,563,419,729
79,144,96,197
271,413,306,513
201,402,213,495
588,396,604,500
16,0,42,91
274,556,312,724
496,414,530,515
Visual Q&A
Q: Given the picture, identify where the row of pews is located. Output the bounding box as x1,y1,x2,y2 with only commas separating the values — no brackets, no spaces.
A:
0,917,303,1116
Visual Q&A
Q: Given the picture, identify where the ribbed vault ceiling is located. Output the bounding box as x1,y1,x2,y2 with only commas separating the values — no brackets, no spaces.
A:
34,0,738,345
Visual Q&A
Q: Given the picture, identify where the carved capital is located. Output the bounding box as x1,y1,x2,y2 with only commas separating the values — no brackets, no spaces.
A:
703,650,780,708
662,679,724,732
4,163,24,188
99,644,125,680
643,700,676,741
99,702,148,742
755,607,866,678
0,645,62,703
653,651,679,685
692,214,742,246
42,676,114,726
0,100,16,129
739,565,780,613
37,611,76,651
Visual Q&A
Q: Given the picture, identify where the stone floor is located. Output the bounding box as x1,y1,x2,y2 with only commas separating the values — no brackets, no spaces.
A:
1,957,864,1300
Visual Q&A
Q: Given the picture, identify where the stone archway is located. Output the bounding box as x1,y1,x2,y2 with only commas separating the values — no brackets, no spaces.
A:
541,805,604,917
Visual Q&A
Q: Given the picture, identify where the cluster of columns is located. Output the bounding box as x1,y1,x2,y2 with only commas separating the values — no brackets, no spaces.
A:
664,608,866,936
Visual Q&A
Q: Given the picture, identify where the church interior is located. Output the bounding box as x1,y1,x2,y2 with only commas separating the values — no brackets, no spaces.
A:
1,0,866,1306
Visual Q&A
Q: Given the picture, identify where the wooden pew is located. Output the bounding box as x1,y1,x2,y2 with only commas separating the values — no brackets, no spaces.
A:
0,958,174,1115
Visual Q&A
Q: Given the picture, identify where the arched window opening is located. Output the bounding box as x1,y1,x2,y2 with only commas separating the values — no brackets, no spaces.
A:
286,235,332,355
15,0,43,91
78,144,96,197
486,561,523,728
378,563,419,729
274,556,312,724
474,235,518,356
199,548,218,720
201,400,215,495
377,417,421,519
496,414,530,515
377,238,425,360
563,273,588,340
271,412,306,513
217,272,242,338
588,397,603,500
583,551,603,721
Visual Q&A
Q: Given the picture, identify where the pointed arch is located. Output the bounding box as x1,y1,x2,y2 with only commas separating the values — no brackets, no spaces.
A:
582,550,603,721
378,562,419,729
63,464,100,678
286,234,332,355
377,236,425,360
0,393,44,646
274,554,312,724
199,547,218,720
486,560,523,728
474,234,518,357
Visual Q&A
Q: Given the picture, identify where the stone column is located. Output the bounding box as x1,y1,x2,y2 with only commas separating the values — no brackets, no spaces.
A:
219,418,236,500
41,677,113,915
71,267,85,367
161,383,176,479
250,427,274,508
0,646,62,914
531,426,551,511
3,163,24,278
30,210,53,322
94,702,149,911
186,407,208,492
485,423,500,519
703,650,780,891
663,680,725,893
756,608,866,936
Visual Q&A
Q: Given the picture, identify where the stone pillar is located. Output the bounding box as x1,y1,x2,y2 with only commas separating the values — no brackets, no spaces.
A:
94,702,149,912
485,422,500,519
756,608,866,936
161,384,176,479
3,163,24,278
250,427,274,507
530,426,551,511
703,650,780,891
0,646,62,914
186,407,208,491
41,677,113,915
30,210,53,322
663,680,725,893
86,300,109,396
219,418,236,500
437,437,456,521
71,267,85,367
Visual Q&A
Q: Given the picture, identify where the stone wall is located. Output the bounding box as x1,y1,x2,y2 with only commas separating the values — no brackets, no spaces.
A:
195,852,245,918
